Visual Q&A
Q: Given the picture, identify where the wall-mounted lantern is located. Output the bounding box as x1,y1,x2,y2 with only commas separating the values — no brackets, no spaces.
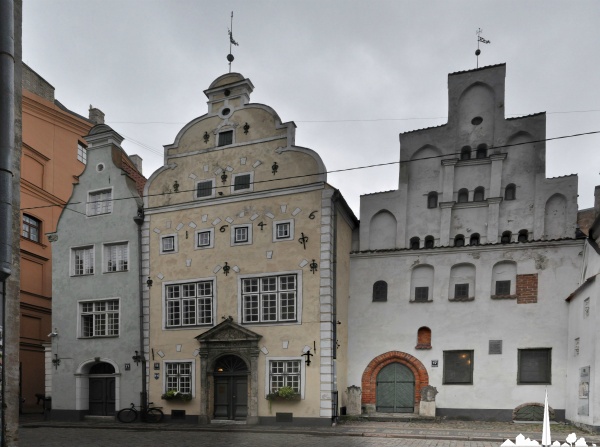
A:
146,276,153,288
132,350,142,366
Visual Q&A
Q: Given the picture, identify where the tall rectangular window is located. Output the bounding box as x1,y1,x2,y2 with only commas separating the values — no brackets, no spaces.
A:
269,360,300,393
72,246,94,276
104,243,128,272
81,299,119,337
77,142,87,164
22,214,41,242
518,348,551,384
88,189,113,216
166,362,192,394
242,274,297,323
443,350,474,384
165,281,213,327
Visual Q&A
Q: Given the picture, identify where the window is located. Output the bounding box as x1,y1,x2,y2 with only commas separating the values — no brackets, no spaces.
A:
410,237,420,249
470,233,480,246
416,327,432,350
427,192,438,209
454,235,465,247
80,299,119,337
457,188,469,203
495,280,511,296
460,146,471,160
77,142,87,164
518,349,551,384
231,224,252,246
489,340,503,355
242,274,297,323
72,246,94,276
232,172,253,193
505,183,516,201
196,179,214,199
476,144,487,159
195,229,214,249
443,350,473,384
22,214,41,242
501,231,512,244
87,189,113,216
414,287,429,302
518,230,528,243
269,359,300,393
454,283,469,299
273,220,294,242
424,236,434,249
372,281,388,302
104,243,128,272
165,280,214,327
473,187,485,202
166,362,192,394
218,130,233,146
160,235,177,254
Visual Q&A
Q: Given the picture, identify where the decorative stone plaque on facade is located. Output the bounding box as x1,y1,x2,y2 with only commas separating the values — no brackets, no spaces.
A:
419,385,438,417
346,385,362,416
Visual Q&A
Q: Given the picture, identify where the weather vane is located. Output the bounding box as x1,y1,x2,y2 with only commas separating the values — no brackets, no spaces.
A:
227,11,239,73
475,28,490,68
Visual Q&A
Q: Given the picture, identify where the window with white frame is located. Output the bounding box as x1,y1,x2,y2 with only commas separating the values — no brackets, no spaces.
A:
72,246,94,276
195,229,214,249
104,242,128,272
80,299,119,337
165,362,192,394
77,142,87,164
231,172,253,193
196,179,215,199
165,280,214,327
242,274,297,323
87,189,113,216
269,359,301,393
273,219,294,242
231,224,252,246
160,234,177,254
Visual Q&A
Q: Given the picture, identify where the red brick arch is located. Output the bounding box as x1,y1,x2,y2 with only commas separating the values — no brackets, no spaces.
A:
361,351,429,407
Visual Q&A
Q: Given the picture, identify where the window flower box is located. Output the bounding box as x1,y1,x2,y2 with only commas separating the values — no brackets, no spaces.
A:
161,390,192,402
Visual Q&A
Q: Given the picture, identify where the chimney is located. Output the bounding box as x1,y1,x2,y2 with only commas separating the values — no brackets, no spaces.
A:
89,106,105,125
595,185,600,217
129,154,143,174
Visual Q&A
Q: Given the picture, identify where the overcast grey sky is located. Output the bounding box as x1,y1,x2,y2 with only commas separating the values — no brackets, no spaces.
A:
23,1,600,215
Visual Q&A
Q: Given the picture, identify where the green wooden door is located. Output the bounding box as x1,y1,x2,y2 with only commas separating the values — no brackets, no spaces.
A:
376,363,414,413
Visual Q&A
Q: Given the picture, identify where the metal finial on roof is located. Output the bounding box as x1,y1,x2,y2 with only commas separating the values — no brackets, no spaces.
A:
227,11,239,73
475,28,490,68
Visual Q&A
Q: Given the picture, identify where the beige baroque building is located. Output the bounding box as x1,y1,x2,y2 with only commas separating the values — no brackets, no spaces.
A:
143,73,357,425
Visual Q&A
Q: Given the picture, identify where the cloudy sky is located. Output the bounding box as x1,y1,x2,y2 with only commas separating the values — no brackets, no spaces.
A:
22,1,600,215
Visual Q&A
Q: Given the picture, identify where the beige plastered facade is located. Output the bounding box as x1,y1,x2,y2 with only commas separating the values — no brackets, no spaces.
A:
143,73,355,425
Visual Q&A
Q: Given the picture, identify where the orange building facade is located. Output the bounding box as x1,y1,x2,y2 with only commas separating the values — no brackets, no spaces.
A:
20,64,94,411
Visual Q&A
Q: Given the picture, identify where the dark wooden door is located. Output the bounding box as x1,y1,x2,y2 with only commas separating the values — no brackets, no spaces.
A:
214,375,248,420
376,363,414,413
88,377,115,416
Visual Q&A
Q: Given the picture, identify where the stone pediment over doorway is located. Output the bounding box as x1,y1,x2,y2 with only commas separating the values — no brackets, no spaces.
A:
195,317,262,344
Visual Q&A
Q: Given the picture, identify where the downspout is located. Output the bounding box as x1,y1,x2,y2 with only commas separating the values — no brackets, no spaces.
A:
0,0,15,444
331,190,339,422
133,208,147,419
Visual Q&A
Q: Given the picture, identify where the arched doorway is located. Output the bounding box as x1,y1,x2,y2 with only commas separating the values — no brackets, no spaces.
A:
88,362,116,416
213,355,248,420
376,363,415,413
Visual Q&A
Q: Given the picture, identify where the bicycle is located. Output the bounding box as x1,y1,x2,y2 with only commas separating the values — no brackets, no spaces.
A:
116,402,164,423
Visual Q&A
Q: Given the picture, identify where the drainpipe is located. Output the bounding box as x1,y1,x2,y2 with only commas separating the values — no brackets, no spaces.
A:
134,208,147,420
331,190,339,423
0,0,15,444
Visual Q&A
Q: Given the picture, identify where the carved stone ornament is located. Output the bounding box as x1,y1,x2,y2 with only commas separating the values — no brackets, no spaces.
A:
420,385,438,402
46,233,58,242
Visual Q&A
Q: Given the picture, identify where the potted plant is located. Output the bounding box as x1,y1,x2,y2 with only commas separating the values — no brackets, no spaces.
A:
161,390,192,402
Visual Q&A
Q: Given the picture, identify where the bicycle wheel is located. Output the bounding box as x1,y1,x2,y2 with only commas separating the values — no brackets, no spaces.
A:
117,408,138,423
145,408,164,423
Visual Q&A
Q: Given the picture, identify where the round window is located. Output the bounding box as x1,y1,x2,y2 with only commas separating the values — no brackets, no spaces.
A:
221,107,231,117
471,116,483,125
96,163,105,172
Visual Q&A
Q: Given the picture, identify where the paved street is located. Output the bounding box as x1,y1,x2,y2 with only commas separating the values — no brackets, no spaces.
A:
20,427,501,447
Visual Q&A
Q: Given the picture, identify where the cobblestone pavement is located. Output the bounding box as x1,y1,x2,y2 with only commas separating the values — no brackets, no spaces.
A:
17,427,510,447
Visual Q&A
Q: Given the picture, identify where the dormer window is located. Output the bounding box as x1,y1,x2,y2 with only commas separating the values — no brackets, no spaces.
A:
218,130,233,147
